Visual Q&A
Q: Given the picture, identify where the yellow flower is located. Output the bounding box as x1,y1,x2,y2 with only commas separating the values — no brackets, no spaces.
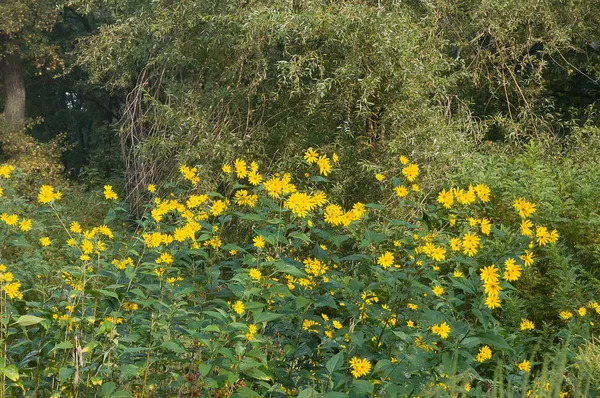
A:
476,346,492,362
349,357,371,378
234,159,248,178
406,320,415,328
375,173,385,182
402,164,419,182
503,258,522,282
437,189,453,209
37,185,61,204
222,164,232,173
432,285,445,296
304,148,319,164
480,218,491,235
578,307,587,316
253,235,266,249
69,222,82,233
394,185,408,198
19,219,32,231
332,320,342,329
156,253,173,265
408,303,418,311
399,156,409,165
103,185,118,200
317,155,332,176
411,184,419,192
520,219,533,237
231,300,245,315
3,281,23,299
147,184,157,192
462,233,480,257
40,237,51,247
0,164,15,178
210,199,228,216
518,360,531,372
474,183,491,202
377,251,395,269
559,310,573,321
513,198,536,218
431,321,451,339
520,318,535,331
249,268,262,281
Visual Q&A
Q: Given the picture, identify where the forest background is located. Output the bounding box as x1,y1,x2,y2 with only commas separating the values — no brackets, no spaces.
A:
1,0,600,397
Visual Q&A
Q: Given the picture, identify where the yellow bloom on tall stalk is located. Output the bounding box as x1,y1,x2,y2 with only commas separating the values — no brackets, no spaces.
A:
518,360,531,372
394,185,408,198
431,321,451,339
480,218,491,235
0,164,15,178
234,159,248,178
103,185,118,200
513,198,536,218
253,235,266,249
402,163,419,182
520,318,535,331
432,285,445,296
519,219,533,237
40,237,51,247
231,300,245,315
349,357,371,378
559,310,573,321
317,155,332,176
450,237,461,251
210,199,228,216
304,148,319,164
38,185,61,204
476,346,492,362
503,258,522,282
156,252,173,265
19,218,32,231
69,221,82,233
480,265,499,284
147,184,157,192
474,183,491,202
3,281,23,299
377,251,395,269
437,189,453,209
249,268,262,281
462,233,480,257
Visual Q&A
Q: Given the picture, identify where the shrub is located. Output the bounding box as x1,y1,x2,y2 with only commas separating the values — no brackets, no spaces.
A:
0,150,597,397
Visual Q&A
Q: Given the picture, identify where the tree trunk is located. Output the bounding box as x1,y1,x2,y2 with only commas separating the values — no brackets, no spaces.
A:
1,51,26,124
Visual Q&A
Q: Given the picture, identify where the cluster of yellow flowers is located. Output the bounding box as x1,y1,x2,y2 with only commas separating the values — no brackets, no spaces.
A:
303,148,338,176
437,184,490,209
349,356,371,378
0,264,22,299
476,345,492,362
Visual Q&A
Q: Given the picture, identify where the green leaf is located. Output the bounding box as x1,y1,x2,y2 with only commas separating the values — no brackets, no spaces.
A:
162,340,186,354
241,367,271,381
253,312,283,323
95,289,119,300
351,379,374,395
289,231,311,242
198,363,212,377
232,386,261,398
52,341,73,351
59,367,74,382
3,365,19,381
101,382,117,397
325,351,344,374
119,364,140,380
14,314,45,327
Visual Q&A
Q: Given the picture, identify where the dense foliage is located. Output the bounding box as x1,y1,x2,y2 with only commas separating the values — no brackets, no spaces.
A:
1,0,600,397
0,151,599,397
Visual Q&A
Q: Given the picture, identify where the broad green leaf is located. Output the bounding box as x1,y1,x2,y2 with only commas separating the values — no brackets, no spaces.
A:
325,351,344,374
14,315,45,327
